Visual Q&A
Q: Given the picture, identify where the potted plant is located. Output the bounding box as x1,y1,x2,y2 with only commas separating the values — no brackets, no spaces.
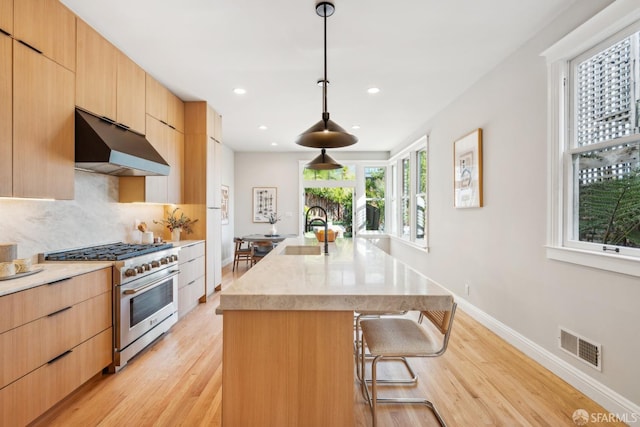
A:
154,207,198,241
267,212,281,236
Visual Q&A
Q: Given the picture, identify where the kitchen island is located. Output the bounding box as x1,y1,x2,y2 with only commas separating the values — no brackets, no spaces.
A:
219,237,453,427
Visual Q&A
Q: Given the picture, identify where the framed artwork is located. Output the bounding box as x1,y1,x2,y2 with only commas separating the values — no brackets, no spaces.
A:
454,128,483,208
252,187,277,222
221,185,229,225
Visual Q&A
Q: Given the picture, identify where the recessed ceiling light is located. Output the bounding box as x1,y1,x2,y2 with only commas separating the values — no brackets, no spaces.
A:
352,125,361,130
271,142,278,146
258,125,268,130
367,87,380,94
233,88,247,95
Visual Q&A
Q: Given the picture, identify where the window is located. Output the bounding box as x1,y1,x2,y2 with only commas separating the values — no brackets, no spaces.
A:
544,2,640,276
390,136,427,247
364,167,385,231
401,158,410,238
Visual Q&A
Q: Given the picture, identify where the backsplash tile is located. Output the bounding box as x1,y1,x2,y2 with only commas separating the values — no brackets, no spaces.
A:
0,171,165,260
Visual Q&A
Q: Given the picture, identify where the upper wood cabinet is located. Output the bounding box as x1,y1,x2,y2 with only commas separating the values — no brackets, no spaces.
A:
12,40,74,199
13,0,76,71
168,126,184,203
168,92,185,133
117,50,145,134
119,115,182,204
0,34,11,197
77,19,145,133
0,0,13,35
76,19,117,122
146,73,184,132
146,74,168,126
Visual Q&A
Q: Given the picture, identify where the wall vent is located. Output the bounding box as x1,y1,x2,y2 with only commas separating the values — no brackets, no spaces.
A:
559,327,601,371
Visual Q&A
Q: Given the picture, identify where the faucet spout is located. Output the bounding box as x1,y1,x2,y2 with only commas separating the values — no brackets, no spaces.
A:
306,206,329,255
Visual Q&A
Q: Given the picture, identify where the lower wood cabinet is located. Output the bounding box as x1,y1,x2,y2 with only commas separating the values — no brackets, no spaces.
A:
0,267,113,426
178,241,205,318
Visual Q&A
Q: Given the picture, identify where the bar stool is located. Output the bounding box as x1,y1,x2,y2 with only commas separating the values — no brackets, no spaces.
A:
360,302,457,427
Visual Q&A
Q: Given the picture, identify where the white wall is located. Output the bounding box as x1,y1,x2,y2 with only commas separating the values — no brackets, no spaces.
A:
390,0,639,411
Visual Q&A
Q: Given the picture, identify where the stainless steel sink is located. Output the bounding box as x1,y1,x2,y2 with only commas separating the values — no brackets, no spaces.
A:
281,245,322,255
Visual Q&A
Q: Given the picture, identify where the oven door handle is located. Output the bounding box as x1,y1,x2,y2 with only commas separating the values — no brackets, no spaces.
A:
123,270,179,295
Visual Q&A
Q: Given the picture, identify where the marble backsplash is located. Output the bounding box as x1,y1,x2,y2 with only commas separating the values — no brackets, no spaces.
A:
0,171,167,261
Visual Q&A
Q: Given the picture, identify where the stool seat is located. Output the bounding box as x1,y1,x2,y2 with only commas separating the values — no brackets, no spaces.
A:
361,318,440,355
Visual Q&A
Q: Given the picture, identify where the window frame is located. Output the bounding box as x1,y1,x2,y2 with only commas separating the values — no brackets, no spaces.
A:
390,135,428,248
543,0,640,277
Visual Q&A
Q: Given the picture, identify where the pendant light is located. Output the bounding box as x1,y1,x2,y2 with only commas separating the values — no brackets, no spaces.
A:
307,148,342,170
296,1,358,151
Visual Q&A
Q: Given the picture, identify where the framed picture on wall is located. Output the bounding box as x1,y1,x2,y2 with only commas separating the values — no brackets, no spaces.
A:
454,128,483,208
221,185,229,225
253,187,277,222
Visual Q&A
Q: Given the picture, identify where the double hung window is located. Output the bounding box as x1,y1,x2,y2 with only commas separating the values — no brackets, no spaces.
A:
544,2,640,276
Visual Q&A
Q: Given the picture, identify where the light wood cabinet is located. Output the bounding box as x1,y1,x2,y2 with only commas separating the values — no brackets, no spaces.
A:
12,40,74,200
183,101,223,294
168,91,185,133
0,0,13,35
119,114,183,204
76,19,117,122
116,50,145,133
177,241,205,318
13,0,75,71
146,73,184,132
168,126,184,203
0,33,11,197
0,267,112,427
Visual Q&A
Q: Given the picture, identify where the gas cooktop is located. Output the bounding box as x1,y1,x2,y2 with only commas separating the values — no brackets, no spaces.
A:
43,242,174,261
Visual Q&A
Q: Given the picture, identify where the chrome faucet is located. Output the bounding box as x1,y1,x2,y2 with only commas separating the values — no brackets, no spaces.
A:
305,206,329,255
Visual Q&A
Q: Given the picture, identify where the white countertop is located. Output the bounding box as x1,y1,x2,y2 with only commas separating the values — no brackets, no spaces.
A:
0,262,112,297
220,237,453,311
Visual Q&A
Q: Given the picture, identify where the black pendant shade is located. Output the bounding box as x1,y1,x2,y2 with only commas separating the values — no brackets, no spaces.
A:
306,148,343,170
296,116,357,149
296,1,357,150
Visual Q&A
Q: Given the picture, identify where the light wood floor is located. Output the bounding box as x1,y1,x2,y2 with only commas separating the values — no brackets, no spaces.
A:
31,264,624,427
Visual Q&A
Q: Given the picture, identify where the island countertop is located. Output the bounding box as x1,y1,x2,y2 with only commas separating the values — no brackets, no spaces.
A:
219,236,453,312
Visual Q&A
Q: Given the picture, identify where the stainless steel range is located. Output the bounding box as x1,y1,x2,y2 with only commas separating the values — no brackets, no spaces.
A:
42,242,180,371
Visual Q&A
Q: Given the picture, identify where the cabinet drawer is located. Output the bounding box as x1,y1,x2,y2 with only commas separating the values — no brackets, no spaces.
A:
0,328,112,427
179,242,205,263
0,267,111,334
179,255,205,289
0,291,111,389
178,275,204,318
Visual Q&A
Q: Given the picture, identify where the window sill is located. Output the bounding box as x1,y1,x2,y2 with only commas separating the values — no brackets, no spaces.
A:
389,234,429,252
545,246,640,278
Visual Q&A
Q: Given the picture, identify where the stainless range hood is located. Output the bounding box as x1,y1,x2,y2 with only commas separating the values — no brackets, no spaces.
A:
75,108,170,176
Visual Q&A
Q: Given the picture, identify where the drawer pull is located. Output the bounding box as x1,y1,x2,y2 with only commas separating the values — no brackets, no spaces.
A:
47,306,72,317
187,259,196,263
187,280,196,286
17,39,43,54
47,277,71,286
47,349,72,365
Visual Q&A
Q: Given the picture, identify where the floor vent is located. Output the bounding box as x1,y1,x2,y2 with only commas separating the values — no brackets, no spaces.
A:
559,328,601,371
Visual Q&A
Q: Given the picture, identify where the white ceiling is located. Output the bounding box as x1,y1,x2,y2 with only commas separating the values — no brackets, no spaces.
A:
60,0,575,153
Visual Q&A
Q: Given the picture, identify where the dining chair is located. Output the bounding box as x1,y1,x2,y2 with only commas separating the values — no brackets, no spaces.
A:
359,301,457,427
251,241,274,265
232,238,252,271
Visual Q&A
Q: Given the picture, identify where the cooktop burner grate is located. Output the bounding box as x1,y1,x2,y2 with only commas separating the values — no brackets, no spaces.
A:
45,242,174,261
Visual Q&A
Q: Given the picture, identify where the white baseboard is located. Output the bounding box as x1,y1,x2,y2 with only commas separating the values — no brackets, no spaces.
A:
456,297,640,425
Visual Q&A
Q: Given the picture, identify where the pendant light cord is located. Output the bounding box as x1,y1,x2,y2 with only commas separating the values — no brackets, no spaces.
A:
322,3,329,124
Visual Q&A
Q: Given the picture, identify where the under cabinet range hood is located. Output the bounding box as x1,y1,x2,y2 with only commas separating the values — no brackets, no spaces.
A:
75,108,170,176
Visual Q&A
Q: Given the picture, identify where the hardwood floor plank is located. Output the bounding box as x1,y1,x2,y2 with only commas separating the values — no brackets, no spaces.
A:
30,263,625,427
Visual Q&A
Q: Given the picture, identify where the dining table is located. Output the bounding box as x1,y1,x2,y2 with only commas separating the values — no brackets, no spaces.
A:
241,233,297,243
